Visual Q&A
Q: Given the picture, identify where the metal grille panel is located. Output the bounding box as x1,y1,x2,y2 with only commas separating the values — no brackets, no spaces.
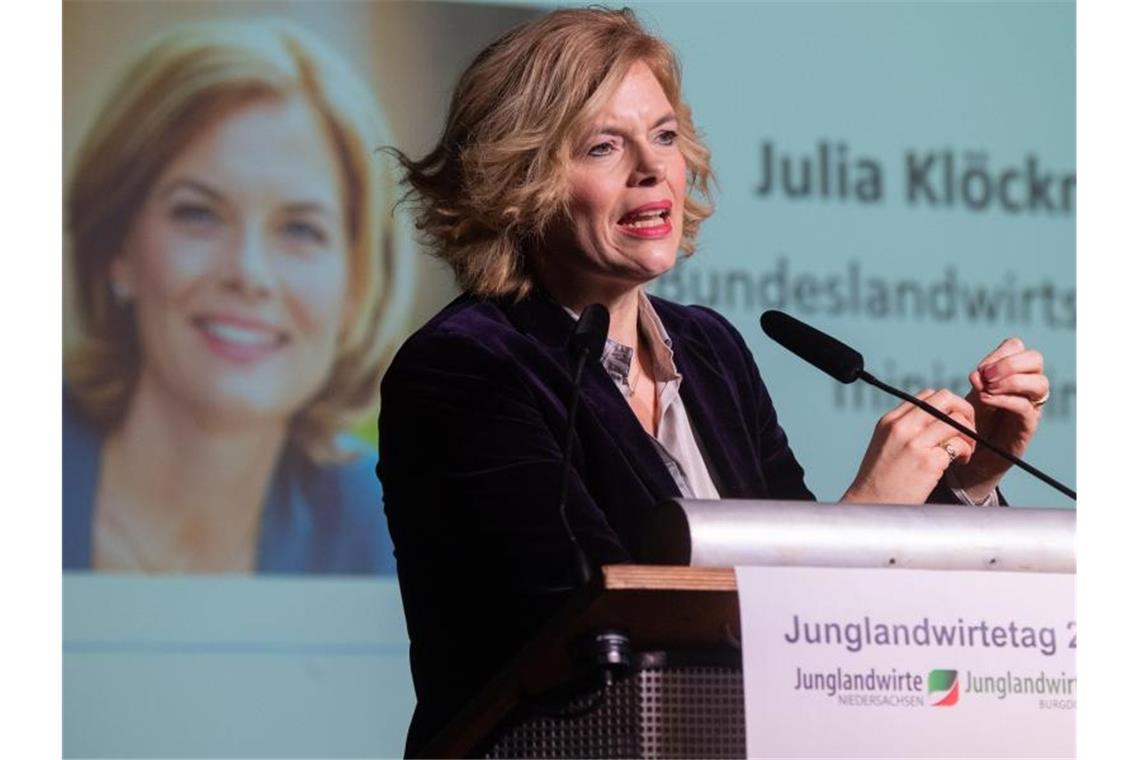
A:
486,664,744,758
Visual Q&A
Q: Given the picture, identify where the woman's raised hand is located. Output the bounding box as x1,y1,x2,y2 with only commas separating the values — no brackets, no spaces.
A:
842,388,978,504
954,337,1048,498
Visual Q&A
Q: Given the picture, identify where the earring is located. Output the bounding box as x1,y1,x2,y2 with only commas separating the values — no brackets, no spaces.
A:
111,279,132,305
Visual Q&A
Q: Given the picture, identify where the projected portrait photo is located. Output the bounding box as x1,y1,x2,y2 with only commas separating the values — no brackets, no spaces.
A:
63,19,404,574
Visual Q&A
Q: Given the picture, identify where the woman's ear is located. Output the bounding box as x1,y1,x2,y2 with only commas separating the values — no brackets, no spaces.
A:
109,257,135,305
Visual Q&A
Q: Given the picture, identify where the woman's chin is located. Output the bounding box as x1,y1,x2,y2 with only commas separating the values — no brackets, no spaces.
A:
173,382,304,431
635,247,679,281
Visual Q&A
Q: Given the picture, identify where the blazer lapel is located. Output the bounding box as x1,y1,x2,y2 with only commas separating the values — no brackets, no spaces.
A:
576,362,682,502
669,326,758,498
500,294,681,504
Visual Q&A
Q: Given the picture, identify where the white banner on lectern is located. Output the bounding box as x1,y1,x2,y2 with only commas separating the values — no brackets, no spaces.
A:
736,566,1075,759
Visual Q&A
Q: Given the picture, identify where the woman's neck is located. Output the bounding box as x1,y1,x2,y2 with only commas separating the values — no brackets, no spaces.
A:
95,376,287,572
539,273,643,348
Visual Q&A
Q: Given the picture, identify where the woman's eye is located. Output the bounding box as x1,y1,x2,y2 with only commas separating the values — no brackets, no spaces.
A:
281,219,329,246
656,129,678,146
170,203,220,225
587,141,616,157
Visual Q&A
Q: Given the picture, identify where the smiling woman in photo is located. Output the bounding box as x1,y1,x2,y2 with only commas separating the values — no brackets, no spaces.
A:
64,19,402,574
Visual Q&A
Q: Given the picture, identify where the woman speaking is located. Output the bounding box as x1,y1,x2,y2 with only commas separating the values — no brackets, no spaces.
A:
378,7,1050,751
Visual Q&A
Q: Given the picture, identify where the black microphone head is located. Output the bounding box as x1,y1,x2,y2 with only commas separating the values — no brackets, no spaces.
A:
760,310,864,384
569,303,610,362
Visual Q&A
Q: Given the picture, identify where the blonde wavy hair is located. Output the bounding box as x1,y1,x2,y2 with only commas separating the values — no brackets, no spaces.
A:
391,6,714,299
65,18,403,463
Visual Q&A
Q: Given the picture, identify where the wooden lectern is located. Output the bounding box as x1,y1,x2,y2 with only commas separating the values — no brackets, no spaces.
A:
421,565,745,758
419,499,1075,758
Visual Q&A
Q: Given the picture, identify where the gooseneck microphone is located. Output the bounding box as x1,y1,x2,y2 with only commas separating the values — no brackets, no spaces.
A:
759,310,864,383
559,304,610,587
759,310,1076,501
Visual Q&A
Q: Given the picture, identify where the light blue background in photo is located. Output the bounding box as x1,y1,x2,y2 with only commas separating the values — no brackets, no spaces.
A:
63,575,414,757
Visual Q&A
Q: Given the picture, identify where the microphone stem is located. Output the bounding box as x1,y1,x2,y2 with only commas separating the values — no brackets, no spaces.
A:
858,370,1076,501
558,353,594,586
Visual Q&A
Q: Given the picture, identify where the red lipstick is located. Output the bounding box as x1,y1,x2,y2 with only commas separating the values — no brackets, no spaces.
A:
617,200,673,239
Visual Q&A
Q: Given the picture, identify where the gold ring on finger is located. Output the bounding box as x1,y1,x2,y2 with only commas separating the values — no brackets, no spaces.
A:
941,441,958,464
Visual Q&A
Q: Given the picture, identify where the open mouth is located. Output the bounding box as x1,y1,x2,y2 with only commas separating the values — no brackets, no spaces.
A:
618,207,671,230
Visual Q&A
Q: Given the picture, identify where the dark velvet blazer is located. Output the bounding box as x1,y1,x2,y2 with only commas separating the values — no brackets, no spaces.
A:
378,292,960,754
378,291,820,753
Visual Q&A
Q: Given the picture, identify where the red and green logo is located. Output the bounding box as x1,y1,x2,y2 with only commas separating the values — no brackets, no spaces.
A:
928,669,959,706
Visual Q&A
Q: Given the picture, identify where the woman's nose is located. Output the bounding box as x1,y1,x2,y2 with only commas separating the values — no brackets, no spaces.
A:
629,146,665,187
223,227,274,298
